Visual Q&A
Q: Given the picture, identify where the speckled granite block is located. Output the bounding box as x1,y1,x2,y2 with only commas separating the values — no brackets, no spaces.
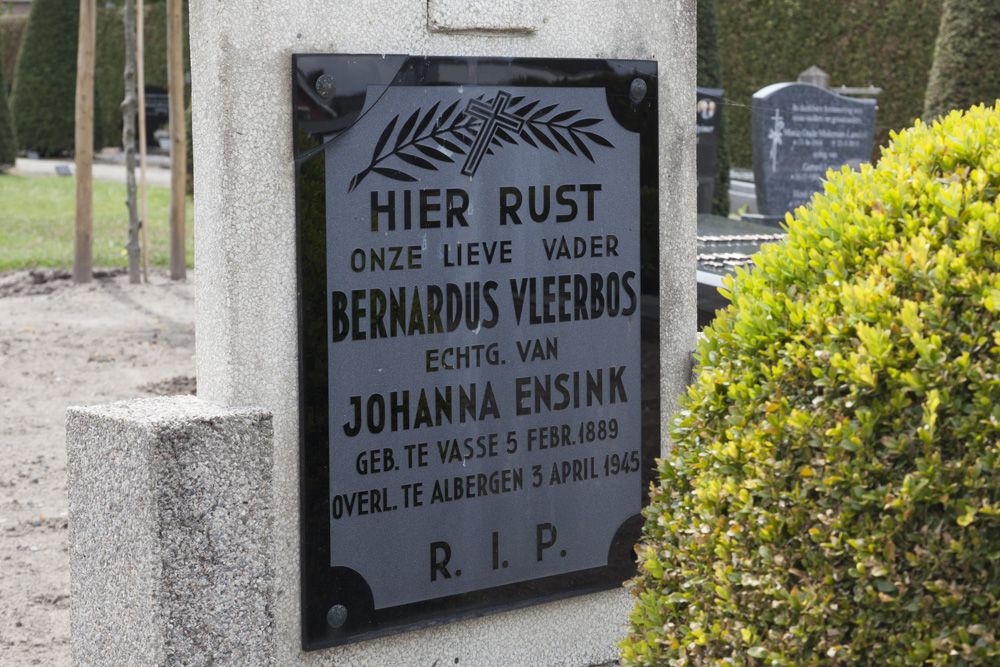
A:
67,396,274,666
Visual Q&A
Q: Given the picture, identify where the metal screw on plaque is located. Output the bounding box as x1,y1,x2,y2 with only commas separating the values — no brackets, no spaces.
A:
315,74,337,100
629,78,647,104
326,604,347,628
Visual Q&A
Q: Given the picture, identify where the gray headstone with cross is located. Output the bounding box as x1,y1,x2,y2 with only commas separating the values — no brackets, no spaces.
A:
751,82,876,221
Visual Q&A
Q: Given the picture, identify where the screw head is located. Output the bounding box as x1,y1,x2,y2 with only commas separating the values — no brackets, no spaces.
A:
326,604,347,628
315,74,337,100
629,78,647,103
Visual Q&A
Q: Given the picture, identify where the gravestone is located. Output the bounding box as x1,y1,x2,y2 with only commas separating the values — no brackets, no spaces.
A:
141,86,169,147
296,54,659,648
696,87,723,214
67,2,697,665
751,82,876,222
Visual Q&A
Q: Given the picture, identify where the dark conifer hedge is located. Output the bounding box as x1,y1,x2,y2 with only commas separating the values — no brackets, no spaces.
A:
924,0,1000,120
95,2,186,149
718,0,944,168
10,0,82,156
697,0,730,215
0,31,15,170
3,3,181,149
0,14,27,90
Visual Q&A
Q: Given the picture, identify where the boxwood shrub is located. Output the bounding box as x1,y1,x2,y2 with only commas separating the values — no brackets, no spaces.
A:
621,103,1000,665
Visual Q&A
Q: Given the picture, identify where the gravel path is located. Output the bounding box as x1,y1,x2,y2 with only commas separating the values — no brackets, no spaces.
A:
0,268,196,666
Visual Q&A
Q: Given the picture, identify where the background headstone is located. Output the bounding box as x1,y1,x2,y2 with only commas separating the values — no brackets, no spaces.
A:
751,82,876,221
141,85,169,147
696,86,723,213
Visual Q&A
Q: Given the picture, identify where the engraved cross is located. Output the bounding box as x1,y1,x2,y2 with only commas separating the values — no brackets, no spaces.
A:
767,109,784,172
461,91,525,177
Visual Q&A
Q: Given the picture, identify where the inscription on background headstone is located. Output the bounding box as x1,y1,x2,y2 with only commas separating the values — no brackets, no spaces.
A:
294,55,659,649
751,83,875,220
696,87,723,214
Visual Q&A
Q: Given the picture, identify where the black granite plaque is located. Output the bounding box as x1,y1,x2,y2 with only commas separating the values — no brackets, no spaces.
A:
696,87,723,214
294,54,659,649
751,83,875,219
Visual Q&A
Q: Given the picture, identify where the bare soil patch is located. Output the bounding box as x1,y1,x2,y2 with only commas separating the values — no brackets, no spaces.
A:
0,268,195,666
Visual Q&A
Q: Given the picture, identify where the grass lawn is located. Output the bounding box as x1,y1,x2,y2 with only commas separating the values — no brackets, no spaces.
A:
0,174,194,272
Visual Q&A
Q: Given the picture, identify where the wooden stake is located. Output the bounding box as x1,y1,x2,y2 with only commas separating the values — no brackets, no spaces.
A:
167,0,186,280
74,0,96,284
137,0,149,282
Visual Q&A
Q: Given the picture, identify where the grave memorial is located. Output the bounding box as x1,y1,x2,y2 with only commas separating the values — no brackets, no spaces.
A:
295,54,659,648
696,86,723,214
751,82,876,223
142,86,169,147
67,1,696,664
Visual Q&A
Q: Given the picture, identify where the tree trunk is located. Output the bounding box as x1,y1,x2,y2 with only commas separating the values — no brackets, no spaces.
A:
167,0,186,280
137,0,149,282
124,0,140,284
74,0,96,284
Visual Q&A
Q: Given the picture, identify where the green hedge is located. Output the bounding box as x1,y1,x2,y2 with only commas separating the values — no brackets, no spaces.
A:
697,0,730,216
924,0,1000,120
3,3,187,152
719,0,944,168
95,2,190,149
0,29,15,170
622,101,1000,665
0,14,26,90
10,0,82,156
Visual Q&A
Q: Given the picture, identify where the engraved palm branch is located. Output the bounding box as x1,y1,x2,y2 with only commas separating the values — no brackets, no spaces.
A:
348,93,613,192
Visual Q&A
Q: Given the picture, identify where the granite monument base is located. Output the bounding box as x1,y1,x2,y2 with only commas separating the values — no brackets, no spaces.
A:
66,396,634,665
66,396,275,666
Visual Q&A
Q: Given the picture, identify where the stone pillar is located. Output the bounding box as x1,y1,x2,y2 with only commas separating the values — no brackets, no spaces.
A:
175,0,694,663
67,396,274,666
